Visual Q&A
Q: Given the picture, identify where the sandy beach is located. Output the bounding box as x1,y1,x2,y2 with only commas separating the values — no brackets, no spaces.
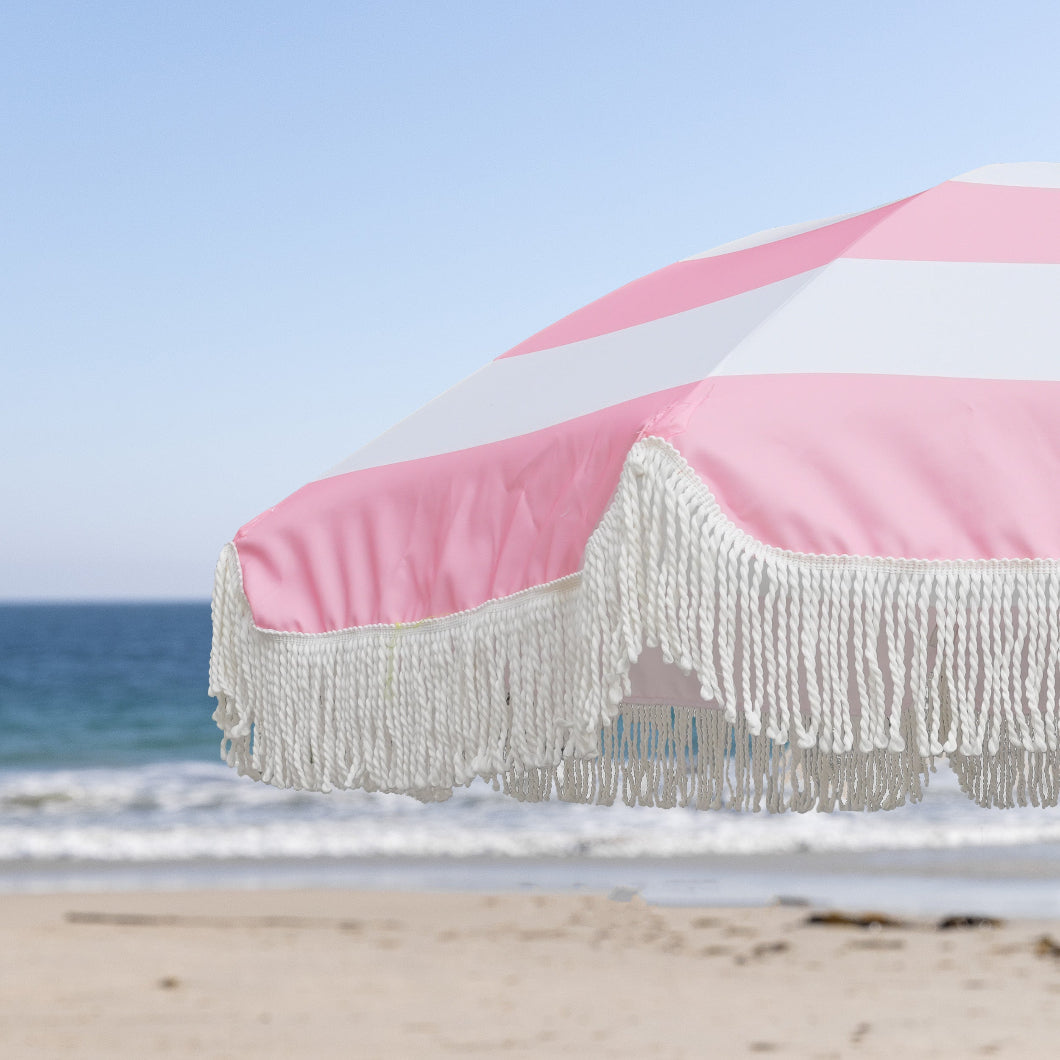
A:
3,888,1060,1058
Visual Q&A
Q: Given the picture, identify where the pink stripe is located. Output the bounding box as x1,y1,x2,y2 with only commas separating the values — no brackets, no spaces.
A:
238,374,1060,634
846,181,1060,263
655,374,1060,561
499,201,911,359
236,385,697,632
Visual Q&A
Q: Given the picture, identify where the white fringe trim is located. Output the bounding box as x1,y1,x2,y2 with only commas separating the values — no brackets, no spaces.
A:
502,706,930,813
210,436,1060,811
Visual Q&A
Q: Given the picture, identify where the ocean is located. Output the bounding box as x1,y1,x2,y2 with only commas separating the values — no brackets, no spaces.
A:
3,602,1060,915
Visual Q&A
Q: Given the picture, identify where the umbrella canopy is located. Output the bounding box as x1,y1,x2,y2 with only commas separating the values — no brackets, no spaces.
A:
211,162,1060,813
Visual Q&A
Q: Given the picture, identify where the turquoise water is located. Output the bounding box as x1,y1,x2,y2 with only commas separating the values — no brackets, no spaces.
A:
0,603,217,769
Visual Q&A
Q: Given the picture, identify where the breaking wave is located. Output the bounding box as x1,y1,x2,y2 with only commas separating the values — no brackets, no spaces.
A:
3,760,1060,863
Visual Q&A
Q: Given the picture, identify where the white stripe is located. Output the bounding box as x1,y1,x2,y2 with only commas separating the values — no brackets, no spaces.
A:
952,162,1060,188
682,210,860,260
712,259,1060,380
324,270,819,477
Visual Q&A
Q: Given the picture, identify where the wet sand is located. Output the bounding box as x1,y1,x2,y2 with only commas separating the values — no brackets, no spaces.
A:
3,888,1060,1058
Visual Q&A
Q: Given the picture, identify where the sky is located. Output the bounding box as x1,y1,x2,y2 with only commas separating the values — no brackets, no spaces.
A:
2,0,1059,599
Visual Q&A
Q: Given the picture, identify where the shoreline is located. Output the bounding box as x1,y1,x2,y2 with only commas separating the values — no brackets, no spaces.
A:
3,843,1060,918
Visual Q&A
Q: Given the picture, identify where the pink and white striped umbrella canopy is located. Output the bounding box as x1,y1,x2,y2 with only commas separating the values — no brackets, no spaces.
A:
211,162,1060,812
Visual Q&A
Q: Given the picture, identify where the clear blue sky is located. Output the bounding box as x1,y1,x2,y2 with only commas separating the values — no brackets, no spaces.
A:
3,1,1058,599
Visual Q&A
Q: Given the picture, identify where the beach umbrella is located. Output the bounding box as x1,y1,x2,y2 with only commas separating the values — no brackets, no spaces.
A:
210,162,1060,813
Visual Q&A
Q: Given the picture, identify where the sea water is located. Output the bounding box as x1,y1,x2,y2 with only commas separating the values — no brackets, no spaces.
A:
2,603,1060,914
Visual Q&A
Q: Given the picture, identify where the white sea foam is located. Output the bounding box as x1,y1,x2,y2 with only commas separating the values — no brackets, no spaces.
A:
1,760,1060,864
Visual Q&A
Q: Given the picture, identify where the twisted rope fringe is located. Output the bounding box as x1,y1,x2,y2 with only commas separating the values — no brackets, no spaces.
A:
502,706,927,813
210,436,1060,811
210,549,585,802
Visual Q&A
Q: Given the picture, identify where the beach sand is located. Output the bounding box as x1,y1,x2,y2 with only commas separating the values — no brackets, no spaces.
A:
3,888,1060,1058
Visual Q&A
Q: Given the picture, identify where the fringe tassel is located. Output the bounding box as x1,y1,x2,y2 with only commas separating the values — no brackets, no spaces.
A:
501,705,930,813
210,544,585,801
210,436,1060,811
